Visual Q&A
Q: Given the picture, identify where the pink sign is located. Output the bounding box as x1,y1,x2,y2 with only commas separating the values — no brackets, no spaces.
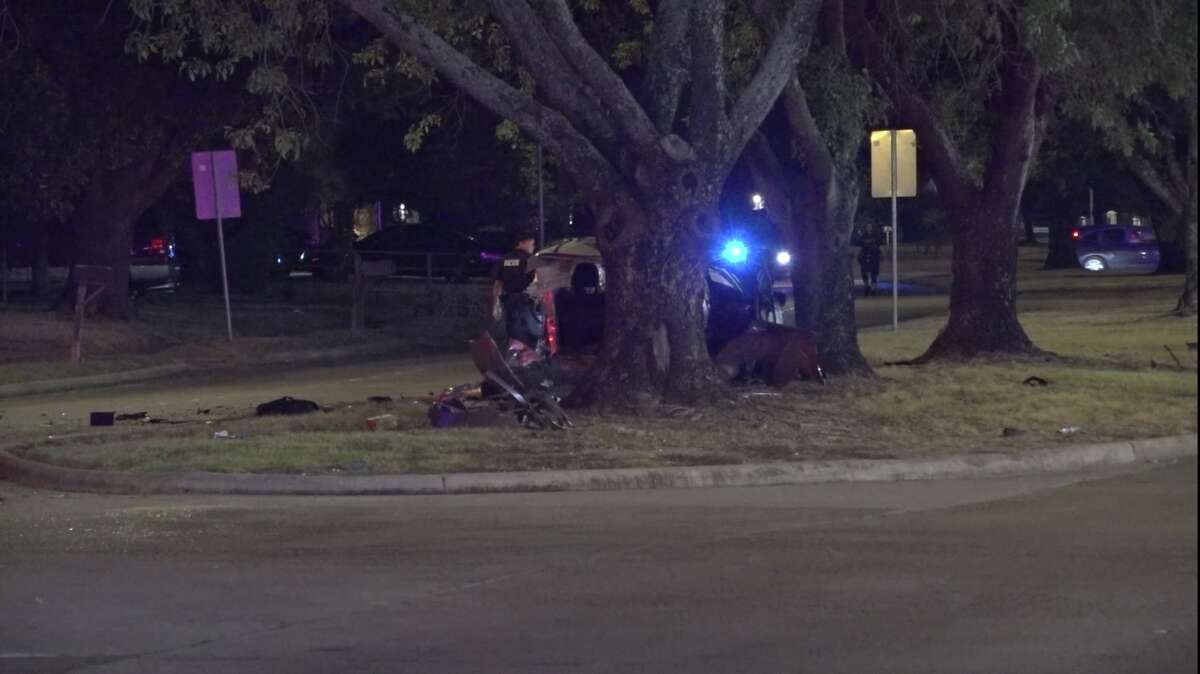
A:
191,150,242,220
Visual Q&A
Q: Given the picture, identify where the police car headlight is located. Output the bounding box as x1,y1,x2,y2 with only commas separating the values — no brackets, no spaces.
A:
775,250,792,266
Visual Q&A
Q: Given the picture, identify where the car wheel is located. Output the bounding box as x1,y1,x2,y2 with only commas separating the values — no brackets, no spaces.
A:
1081,255,1107,272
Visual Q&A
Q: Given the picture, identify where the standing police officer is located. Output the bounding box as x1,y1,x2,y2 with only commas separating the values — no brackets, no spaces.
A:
490,231,540,349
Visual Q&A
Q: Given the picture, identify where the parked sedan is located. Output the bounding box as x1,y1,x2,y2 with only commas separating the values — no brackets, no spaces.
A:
1072,225,1160,273
354,225,505,281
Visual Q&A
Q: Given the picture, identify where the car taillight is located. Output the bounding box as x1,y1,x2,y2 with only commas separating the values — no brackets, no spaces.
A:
148,237,167,254
542,290,559,356
1071,230,1081,240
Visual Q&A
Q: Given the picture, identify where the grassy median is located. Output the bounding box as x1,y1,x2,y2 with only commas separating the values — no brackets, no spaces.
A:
9,267,1197,475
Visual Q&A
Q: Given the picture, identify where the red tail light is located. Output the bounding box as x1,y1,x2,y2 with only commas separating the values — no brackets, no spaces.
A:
148,237,167,254
542,291,558,356
1071,230,1081,240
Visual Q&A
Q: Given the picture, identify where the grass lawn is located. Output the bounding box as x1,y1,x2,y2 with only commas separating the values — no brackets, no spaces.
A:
8,260,1197,475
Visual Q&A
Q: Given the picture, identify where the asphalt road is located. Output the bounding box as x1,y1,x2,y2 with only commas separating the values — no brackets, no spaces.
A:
1,460,1195,673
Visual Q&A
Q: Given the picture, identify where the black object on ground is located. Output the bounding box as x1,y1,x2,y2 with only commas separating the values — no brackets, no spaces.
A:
1023,376,1050,387
367,396,393,404
89,411,115,426
255,397,320,416
115,412,148,421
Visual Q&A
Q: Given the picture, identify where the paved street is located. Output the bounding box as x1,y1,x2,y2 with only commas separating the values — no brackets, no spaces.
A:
1,460,1195,673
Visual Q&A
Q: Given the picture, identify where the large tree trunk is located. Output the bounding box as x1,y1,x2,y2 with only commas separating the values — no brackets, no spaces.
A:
923,196,1035,358
71,153,180,319
574,202,724,409
1176,104,1197,316
812,178,870,373
1043,221,1078,269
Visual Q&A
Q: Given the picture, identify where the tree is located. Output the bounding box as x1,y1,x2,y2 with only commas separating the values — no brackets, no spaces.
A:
845,0,1060,360
1059,0,1197,315
1,1,247,317
743,0,879,375
134,0,823,407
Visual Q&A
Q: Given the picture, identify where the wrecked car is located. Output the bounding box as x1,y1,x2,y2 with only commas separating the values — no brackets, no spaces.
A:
530,236,786,359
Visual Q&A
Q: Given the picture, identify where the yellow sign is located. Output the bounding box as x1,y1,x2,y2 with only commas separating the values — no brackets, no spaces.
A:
870,129,917,198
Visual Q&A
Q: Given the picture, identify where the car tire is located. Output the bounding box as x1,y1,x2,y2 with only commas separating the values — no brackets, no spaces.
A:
1081,255,1107,272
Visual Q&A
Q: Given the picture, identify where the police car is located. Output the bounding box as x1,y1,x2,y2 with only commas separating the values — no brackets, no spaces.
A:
529,236,784,357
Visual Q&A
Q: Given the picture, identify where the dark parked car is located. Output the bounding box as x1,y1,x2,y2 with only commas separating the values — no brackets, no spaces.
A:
1072,224,1160,273
354,225,506,281
531,237,784,357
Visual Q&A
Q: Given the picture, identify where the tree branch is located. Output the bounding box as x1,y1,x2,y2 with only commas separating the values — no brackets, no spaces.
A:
641,0,691,134
483,0,619,147
821,0,847,59
749,0,833,184
533,0,662,156
337,0,628,204
1130,153,1185,216
845,0,976,202
725,0,822,168
688,0,728,162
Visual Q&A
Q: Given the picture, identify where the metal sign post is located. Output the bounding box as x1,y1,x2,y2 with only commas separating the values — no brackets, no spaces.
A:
890,130,899,331
869,129,917,331
191,150,242,341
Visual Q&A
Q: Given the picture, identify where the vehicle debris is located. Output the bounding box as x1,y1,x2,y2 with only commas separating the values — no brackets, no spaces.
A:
1058,426,1082,436
89,412,115,426
255,397,320,416
427,332,572,430
1022,376,1049,387
114,412,148,421
365,414,398,431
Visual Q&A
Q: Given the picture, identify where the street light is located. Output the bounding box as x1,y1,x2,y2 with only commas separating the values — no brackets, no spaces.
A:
750,193,765,211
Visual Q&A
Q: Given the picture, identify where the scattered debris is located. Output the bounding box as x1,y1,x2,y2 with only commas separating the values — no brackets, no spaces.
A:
427,397,516,428
1058,426,1082,436
212,430,231,439
114,412,148,421
365,414,398,431
1002,427,1026,437
367,396,394,404
1022,376,1049,387
437,332,573,430
255,397,320,416
89,411,115,426
197,408,211,415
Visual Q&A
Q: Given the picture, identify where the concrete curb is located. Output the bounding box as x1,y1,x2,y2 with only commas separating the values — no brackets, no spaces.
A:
0,339,429,399
1,434,1194,497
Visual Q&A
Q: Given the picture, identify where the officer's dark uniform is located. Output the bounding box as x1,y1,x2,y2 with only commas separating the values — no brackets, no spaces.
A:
492,248,540,347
